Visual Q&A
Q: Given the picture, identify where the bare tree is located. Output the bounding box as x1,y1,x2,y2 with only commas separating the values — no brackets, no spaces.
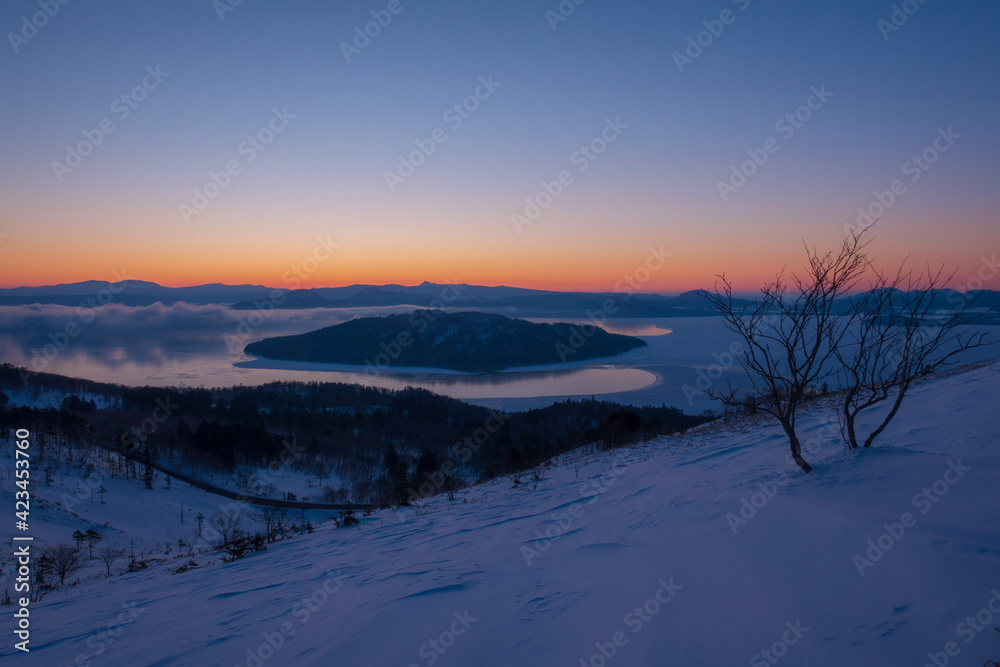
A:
31,555,54,602
209,510,244,547
836,265,990,448
98,545,126,577
249,506,294,543
704,230,872,472
210,510,252,560
41,544,82,586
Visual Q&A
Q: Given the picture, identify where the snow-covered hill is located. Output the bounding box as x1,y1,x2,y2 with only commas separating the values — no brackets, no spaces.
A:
7,363,1000,666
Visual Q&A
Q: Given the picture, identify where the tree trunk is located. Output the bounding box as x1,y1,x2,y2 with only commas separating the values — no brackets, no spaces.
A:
863,385,908,448
781,421,813,473
844,410,859,449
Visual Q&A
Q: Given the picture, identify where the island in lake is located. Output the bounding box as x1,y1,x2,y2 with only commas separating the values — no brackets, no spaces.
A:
244,310,647,372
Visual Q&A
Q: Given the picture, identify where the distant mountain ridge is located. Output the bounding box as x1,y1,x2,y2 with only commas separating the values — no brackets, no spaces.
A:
1,280,997,321
230,286,730,317
244,310,648,372
0,279,720,317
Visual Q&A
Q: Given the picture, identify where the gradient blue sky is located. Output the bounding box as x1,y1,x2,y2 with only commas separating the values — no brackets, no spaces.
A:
1,0,997,291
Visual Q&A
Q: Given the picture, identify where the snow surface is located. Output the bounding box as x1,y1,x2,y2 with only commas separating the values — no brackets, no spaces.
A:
5,363,1000,666
0,447,341,594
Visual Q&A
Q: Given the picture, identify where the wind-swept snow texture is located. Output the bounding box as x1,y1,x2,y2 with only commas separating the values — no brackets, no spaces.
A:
8,363,1000,666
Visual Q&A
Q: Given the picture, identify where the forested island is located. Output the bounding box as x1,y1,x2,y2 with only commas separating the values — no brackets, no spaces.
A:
244,310,647,372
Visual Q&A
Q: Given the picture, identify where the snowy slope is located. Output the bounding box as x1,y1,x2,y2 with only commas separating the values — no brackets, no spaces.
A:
0,449,340,596
7,363,1000,666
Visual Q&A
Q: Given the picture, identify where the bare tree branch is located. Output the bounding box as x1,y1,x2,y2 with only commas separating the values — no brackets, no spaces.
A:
837,263,992,448
704,228,875,472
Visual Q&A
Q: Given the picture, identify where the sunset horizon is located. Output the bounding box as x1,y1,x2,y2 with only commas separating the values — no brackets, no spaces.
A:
2,1,998,665
2,3,996,296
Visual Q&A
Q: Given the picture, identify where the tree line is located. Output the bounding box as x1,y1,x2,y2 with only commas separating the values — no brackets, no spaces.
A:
0,368,710,507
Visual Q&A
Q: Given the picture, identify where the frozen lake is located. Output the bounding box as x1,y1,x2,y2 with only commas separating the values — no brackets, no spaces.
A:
1,303,997,412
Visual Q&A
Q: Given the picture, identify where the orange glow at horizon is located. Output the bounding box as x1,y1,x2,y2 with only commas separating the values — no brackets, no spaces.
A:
1,208,994,294
1,238,990,293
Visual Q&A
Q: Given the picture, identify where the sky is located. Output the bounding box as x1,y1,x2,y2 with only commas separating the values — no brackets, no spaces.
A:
0,0,997,293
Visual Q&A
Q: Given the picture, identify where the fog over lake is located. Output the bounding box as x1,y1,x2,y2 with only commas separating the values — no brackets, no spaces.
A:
1,303,996,412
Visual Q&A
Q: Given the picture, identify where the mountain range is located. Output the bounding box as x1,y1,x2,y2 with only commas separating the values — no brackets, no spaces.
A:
1,280,998,320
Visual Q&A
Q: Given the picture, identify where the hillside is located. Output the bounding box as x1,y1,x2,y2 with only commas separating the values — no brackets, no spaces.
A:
244,310,648,372
8,362,1000,665
0,363,705,507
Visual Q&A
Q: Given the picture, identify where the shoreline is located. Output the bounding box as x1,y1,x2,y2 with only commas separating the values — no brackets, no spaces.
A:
232,351,650,377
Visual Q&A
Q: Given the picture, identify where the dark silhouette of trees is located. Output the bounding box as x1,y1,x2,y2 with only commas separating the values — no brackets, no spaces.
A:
245,310,646,372
208,510,264,561
704,232,872,472
382,446,411,506
1,363,710,502
142,442,154,490
248,506,294,543
72,530,87,551
209,511,243,548
98,545,126,576
41,544,82,585
84,529,102,558
836,265,989,448
705,228,989,471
